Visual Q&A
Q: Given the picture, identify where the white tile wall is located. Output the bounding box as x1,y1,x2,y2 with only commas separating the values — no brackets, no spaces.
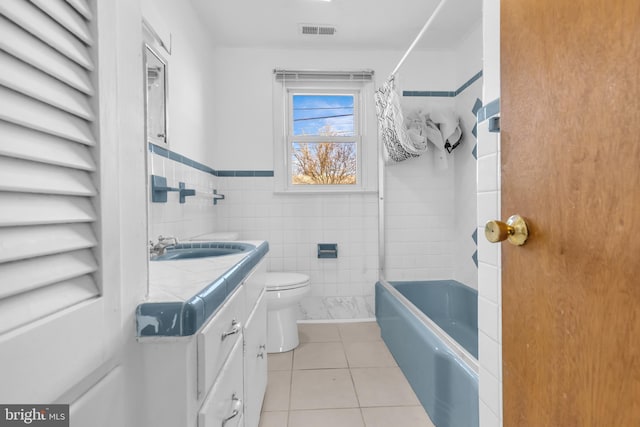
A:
478,0,503,424
477,116,503,426
384,150,456,281
213,177,379,319
480,366,502,419
147,151,220,241
453,77,482,289
384,78,481,290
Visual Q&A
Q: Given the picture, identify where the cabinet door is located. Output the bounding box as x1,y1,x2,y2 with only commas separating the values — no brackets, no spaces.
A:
198,339,244,427
242,291,268,427
197,287,246,397
243,260,266,317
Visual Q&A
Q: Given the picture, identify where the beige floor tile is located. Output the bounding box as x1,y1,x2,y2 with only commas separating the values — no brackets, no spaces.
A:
344,341,397,368
259,322,431,427
361,406,435,427
262,371,291,411
268,351,293,371
288,408,365,427
258,411,289,427
290,369,359,410
298,323,341,343
293,342,348,370
351,367,419,407
338,322,381,342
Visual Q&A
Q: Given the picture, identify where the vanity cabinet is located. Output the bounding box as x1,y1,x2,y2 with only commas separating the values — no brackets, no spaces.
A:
139,259,267,427
197,287,246,397
198,338,244,427
242,292,267,427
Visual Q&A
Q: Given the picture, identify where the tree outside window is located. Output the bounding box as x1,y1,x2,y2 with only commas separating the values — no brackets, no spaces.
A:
289,94,359,185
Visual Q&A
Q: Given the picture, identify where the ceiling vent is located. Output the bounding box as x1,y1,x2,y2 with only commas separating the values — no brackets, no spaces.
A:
300,24,337,36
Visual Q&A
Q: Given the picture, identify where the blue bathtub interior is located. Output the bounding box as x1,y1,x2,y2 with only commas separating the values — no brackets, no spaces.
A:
375,280,479,427
390,280,478,358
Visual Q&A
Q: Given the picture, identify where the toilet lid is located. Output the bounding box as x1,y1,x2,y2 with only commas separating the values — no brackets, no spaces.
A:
266,272,310,291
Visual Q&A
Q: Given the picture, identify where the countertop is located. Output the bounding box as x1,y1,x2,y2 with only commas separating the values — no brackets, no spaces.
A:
137,240,269,337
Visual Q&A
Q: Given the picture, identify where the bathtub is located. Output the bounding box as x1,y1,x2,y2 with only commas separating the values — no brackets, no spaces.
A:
375,280,479,427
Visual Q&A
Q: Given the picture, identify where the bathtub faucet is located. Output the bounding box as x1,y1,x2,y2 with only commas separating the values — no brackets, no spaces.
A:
149,235,178,256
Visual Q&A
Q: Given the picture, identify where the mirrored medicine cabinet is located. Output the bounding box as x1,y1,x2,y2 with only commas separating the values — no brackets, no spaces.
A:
144,43,168,146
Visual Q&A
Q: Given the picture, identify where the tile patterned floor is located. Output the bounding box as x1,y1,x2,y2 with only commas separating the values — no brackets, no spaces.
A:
259,322,436,427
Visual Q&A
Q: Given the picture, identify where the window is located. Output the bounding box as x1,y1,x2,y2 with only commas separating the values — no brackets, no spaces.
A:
273,70,378,193
290,91,359,185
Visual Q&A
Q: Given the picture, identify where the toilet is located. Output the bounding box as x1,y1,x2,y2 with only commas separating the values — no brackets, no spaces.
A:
265,272,310,353
190,232,310,353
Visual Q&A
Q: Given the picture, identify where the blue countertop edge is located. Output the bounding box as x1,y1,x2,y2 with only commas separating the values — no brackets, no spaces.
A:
136,241,269,337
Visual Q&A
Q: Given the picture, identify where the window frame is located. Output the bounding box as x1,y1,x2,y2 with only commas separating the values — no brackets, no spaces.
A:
273,78,377,194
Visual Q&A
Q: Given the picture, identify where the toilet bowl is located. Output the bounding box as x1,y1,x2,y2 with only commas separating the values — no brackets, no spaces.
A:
266,272,310,353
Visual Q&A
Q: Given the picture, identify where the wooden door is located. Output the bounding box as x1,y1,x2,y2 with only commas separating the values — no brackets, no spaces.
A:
501,0,640,425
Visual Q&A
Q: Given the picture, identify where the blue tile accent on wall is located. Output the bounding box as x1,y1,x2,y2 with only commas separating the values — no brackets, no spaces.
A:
472,250,478,267
402,70,483,98
471,229,478,245
149,143,170,158
403,90,456,97
148,143,273,178
472,98,483,116
471,144,477,160
471,123,478,138
477,98,500,122
216,170,275,177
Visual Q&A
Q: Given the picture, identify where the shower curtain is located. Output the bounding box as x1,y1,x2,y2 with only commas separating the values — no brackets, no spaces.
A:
375,78,424,163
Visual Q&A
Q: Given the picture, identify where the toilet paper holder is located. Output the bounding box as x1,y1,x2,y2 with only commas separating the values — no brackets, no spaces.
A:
317,243,338,258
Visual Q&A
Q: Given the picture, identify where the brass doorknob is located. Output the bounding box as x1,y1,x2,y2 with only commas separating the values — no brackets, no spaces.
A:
484,214,529,246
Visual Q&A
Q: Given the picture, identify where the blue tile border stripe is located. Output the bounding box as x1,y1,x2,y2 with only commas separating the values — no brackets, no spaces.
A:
476,98,500,122
455,71,483,96
403,70,483,98
216,170,274,177
149,143,274,178
472,98,483,116
149,143,216,175
404,90,456,97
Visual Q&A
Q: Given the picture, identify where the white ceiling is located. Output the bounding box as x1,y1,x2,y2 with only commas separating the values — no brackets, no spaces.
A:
189,0,482,51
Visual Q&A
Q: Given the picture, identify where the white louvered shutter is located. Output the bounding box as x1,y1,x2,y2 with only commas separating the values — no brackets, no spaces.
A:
0,0,99,335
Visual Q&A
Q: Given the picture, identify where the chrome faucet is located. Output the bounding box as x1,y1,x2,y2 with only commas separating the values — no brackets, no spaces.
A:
149,235,178,256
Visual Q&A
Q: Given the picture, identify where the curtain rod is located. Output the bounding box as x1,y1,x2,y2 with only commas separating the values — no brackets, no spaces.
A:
389,0,449,78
